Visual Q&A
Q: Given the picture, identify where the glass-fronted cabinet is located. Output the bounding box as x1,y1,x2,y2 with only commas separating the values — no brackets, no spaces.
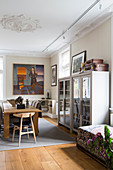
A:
58,71,109,132
72,71,109,132
58,78,70,128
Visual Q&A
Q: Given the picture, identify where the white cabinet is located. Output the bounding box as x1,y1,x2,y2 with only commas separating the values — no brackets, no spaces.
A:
72,71,109,132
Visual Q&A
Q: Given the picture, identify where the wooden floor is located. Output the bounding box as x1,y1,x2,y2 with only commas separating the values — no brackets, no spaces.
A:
44,117,76,138
0,117,106,170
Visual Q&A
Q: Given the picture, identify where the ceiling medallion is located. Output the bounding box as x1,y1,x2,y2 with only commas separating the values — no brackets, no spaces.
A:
0,14,41,32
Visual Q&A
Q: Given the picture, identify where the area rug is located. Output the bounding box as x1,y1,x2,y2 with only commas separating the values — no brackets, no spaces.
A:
0,118,75,151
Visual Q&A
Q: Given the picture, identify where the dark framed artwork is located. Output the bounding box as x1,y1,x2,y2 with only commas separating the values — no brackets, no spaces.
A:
72,51,86,75
51,64,57,86
13,64,44,95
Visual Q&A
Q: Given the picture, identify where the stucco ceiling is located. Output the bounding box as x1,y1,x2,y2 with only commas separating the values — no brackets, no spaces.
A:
0,0,113,57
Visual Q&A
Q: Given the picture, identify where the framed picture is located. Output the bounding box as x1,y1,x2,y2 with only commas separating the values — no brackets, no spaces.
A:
72,51,86,75
13,64,44,95
51,64,57,86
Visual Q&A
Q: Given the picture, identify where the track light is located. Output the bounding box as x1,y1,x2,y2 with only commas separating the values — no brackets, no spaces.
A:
99,0,102,10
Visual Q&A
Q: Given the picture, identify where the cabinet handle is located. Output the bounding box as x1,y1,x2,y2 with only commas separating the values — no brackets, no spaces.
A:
64,98,66,111
80,100,84,115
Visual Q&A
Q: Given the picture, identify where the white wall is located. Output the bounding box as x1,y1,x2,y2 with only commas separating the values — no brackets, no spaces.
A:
50,54,58,100
71,19,111,70
5,56,51,100
111,15,113,107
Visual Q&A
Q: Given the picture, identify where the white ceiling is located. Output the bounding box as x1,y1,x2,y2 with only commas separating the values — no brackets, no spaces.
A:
0,0,113,57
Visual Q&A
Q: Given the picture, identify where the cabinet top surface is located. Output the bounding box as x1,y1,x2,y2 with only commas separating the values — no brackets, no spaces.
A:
72,71,109,78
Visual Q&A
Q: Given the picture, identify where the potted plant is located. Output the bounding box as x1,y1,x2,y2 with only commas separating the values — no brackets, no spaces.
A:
87,126,113,169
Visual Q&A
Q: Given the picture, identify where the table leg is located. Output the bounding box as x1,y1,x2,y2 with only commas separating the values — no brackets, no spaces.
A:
4,114,9,138
33,112,38,136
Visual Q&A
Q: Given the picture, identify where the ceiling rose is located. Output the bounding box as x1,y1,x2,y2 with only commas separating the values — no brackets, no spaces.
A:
0,14,41,32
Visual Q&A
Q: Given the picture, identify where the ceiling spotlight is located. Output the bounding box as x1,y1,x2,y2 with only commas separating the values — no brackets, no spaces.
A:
63,36,65,39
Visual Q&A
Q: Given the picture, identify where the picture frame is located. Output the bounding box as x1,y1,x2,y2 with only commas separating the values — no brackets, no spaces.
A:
51,64,57,86
72,51,86,75
13,64,44,95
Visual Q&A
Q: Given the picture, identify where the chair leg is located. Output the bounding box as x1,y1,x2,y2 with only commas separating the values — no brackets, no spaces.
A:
27,126,29,139
12,126,15,142
30,115,36,143
19,117,23,147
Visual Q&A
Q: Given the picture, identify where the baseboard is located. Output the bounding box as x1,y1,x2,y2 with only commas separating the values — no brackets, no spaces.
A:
42,112,58,118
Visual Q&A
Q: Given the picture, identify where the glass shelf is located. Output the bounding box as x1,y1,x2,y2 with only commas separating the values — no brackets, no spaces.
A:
82,119,90,122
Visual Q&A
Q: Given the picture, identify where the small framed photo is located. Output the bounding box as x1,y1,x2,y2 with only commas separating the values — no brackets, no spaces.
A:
72,51,86,75
51,64,57,86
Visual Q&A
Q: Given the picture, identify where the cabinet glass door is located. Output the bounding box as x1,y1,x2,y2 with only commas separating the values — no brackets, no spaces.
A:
64,80,70,127
73,78,80,130
82,76,90,126
59,81,64,124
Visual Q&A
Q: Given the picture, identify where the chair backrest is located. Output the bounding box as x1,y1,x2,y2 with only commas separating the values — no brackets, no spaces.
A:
13,112,35,118
31,101,36,107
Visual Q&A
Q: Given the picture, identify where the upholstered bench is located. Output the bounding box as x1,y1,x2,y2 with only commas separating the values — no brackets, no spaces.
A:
77,125,113,164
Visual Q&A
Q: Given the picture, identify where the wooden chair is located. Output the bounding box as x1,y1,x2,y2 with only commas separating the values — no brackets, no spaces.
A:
12,112,36,146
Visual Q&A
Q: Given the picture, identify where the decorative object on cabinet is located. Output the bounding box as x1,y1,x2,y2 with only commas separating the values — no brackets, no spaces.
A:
72,51,86,75
58,78,71,129
13,64,44,95
83,63,109,72
86,59,104,64
80,59,109,72
46,89,51,99
72,71,109,132
51,64,57,86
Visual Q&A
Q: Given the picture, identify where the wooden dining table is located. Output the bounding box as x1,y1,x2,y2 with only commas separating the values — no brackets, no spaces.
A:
3,102,42,138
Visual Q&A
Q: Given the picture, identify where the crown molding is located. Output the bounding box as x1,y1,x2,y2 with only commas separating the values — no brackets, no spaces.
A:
0,49,51,58
71,13,113,45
